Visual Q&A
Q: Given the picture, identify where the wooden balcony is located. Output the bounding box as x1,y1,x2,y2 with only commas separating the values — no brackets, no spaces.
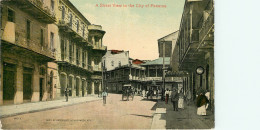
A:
2,0,56,23
199,8,214,43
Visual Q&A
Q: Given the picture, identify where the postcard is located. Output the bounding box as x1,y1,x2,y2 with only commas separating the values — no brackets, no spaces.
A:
0,0,214,129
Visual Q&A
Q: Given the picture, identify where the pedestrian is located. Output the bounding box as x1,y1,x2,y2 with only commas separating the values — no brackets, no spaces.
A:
196,90,209,115
186,89,192,106
161,88,165,101
146,89,149,99
171,88,179,111
205,89,210,109
65,87,69,102
102,90,108,105
142,89,146,99
178,89,185,109
165,88,170,104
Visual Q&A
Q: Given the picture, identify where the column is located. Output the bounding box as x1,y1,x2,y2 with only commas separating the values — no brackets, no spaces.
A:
14,61,23,104
78,78,82,97
31,63,40,102
72,77,76,97
99,81,102,93
73,43,76,64
99,38,102,47
0,62,3,105
91,59,94,70
92,36,95,45
91,81,95,95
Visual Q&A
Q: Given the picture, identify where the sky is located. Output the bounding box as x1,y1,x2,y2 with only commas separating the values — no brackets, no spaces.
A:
70,0,185,60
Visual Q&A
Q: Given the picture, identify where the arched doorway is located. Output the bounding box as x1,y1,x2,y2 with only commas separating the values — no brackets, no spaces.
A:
87,81,92,95
49,71,53,100
94,81,99,94
82,80,85,97
60,73,67,96
76,77,80,96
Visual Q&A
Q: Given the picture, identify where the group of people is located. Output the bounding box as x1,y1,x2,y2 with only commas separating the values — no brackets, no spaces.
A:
64,87,108,105
163,87,210,115
142,88,159,99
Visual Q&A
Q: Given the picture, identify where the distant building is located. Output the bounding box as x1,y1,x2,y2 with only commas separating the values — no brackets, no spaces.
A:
141,31,182,91
132,59,145,65
102,50,145,93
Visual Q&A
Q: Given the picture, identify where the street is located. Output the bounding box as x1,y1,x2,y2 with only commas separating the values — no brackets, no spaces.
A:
1,94,157,129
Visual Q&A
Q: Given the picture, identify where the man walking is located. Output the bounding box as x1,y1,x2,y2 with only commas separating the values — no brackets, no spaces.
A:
171,88,179,111
65,87,69,102
102,90,108,105
165,88,170,104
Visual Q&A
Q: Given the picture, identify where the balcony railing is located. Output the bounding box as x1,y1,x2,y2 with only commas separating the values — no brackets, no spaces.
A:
3,0,56,23
1,21,54,59
93,45,107,51
199,8,214,42
88,25,103,30
88,65,93,72
93,65,102,71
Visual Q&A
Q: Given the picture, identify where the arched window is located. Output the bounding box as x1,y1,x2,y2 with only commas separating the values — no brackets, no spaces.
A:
62,6,65,20
76,20,79,32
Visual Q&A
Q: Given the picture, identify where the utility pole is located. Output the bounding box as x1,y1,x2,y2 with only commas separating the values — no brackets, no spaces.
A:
162,39,166,91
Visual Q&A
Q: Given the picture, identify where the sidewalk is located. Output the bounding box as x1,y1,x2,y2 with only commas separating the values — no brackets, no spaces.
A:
0,95,102,118
151,100,215,129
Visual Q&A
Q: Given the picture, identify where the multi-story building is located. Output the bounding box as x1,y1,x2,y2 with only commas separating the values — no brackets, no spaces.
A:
142,31,182,91
55,0,106,98
174,0,214,110
102,50,145,93
0,0,107,105
0,0,57,105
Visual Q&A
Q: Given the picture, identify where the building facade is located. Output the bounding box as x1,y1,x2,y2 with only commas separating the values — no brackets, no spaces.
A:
0,0,107,105
55,0,106,98
1,0,57,105
102,50,145,93
142,31,183,91
173,0,214,111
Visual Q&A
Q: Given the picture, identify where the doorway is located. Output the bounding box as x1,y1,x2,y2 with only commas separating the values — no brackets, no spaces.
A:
82,80,85,97
3,62,16,105
39,78,44,101
23,67,33,102
76,78,79,96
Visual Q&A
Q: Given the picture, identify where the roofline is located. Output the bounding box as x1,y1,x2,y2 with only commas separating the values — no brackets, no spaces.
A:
157,30,180,41
62,0,91,25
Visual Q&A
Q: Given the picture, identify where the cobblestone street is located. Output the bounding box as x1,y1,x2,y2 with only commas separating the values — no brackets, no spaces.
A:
1,94,156,129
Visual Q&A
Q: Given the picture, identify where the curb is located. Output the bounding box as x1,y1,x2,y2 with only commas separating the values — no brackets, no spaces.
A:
0,98,102,119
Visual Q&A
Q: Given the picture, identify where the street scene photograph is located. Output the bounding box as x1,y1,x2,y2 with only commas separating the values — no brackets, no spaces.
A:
0,0,214,129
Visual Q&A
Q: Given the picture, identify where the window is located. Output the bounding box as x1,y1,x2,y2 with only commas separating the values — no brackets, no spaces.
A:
8,8,15,22
82,25,85,37
82,51,85,67
69,41,72,62
76,20,79,32
40,29,44,46
61,39,65,60
26,20,31,40
50,32,54,51
111,61,114,66
51,0,54,11
69,13,72,27
62,6,65,20
76,48,79,65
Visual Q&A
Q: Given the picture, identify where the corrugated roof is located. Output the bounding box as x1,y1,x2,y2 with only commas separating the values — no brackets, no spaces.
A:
141,57,170,65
